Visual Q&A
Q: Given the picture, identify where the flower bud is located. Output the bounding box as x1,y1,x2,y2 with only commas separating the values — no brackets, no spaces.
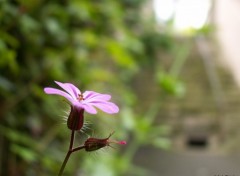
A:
67,106,84,131
84,132,126,152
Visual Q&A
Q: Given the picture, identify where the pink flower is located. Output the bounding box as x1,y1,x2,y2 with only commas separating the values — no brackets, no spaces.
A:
44,81,119,130
44,81,119,114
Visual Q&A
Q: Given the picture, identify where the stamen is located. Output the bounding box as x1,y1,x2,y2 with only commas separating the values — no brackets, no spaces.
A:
77,94,84,101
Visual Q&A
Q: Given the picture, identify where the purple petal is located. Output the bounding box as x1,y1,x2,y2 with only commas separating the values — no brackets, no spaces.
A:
82,104,97,114
54,81,78,99
65,83,81,97
90,101,119,114
44,88,74,103
84,94,111,103
83,91,100,99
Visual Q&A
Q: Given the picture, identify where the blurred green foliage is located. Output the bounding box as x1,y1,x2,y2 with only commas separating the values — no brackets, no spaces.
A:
0,0,189,175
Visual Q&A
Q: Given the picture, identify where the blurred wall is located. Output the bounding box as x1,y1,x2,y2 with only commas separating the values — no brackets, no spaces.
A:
215,0,240,86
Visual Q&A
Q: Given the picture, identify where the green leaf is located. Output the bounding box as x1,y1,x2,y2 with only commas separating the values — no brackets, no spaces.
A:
121,107,135,130
157,72,185,97
105,39,138,70
11,144,38,162
0,125,37,147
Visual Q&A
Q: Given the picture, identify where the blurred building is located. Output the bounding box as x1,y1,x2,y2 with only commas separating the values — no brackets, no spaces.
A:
134,1,240,175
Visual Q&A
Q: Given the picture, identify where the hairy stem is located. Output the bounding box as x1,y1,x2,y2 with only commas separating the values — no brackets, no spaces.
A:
58,130,79,176
58,151,72,176
69,130,75,150
72,145,85,153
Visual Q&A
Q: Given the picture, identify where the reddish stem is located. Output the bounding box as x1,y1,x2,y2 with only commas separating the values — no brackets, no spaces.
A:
58,130,85,176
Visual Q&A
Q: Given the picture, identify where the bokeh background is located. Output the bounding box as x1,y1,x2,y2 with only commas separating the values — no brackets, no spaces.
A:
1,0,240,175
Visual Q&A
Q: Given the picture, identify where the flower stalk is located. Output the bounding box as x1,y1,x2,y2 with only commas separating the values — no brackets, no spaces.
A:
58,130,85,176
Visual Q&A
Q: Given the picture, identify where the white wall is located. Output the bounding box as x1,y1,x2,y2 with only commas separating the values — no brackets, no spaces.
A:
215,0,240,86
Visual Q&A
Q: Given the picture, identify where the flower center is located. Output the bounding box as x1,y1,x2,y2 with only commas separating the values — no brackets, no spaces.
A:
77,94,84,101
